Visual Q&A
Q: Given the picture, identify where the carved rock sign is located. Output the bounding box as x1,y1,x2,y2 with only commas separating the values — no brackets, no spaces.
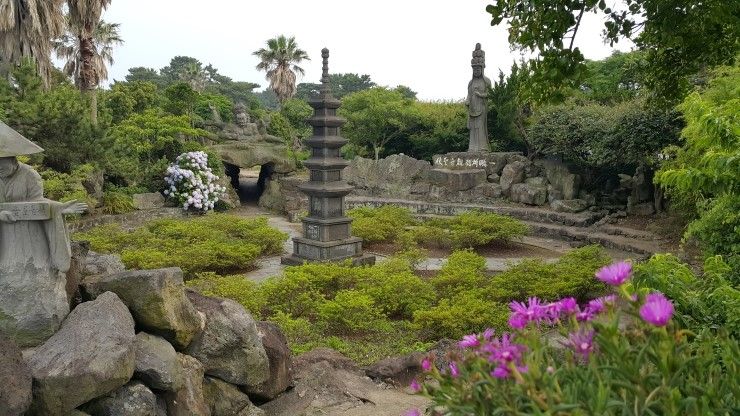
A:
0,202,51,220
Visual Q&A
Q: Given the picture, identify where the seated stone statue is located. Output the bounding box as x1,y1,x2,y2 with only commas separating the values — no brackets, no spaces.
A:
0,121,87,346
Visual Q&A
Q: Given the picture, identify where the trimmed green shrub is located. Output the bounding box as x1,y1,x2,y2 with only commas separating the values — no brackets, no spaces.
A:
319,290,391,334
348,205,415,243
411,211,529,249
100,190,135,214
75,215,287,276
430,250,488,298
413,296,510,341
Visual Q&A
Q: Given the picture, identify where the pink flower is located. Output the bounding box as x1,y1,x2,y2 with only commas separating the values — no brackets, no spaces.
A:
491,366,509,379
483,328,495,341
575,307,595,322
558,297,578,314
509,297,546,329
595,261,632,285
639,292,674,326
404,409,422,416
421,357,432,372
568,330,595,360
409,379,421,393
459,334,480,349
587,295,616,314
449,362,460,378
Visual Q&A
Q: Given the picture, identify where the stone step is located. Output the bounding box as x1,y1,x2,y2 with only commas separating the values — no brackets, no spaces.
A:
597,224,663,241
521,221,661,257
346,196,604,228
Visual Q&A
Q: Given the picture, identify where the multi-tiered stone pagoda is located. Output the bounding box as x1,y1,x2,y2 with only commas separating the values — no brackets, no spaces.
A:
281,48,375,266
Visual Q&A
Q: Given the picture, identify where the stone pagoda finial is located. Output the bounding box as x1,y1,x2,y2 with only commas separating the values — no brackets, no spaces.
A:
320,47,331,97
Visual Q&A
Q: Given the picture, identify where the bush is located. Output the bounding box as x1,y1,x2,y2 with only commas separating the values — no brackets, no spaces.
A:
318,290,390,334
75,215,287,277
187,272,265,318
430,250,487,298
39,164,97,208
489,245,611,301
348,206,415,243
410,211,529,249
413,262,740,415
413,296,510,341
100,190,135,214
634,254,739,337
684,195,740,282
163,151,226,212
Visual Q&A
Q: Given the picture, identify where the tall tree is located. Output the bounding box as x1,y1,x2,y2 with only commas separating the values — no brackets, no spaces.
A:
65,0,113,125
55,19,122,89
0,0,65,86
253,35,309,105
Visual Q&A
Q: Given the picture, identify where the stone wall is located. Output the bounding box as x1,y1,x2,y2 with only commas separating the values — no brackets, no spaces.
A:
268,154,595,217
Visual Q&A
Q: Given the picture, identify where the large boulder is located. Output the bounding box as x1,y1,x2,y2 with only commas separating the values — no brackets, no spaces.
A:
203,377,264,416
249,321,292,401
292,348,359,374
26,292,136,415
345,154,432,196
132,193,165,210
185,291,269,388
364,351,425,387
0,334,32,416
81,268,203,350
499,161,527,193
134,332,184,392
83,251,125,276
0,262,69,348
551,199,589,213
163,354,210,416
537,159,581,200
510,183,548,206
80,381,159,416
429,169,487,191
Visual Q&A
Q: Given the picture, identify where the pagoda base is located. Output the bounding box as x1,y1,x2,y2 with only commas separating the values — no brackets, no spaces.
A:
280,236,376,266
281,253,376,266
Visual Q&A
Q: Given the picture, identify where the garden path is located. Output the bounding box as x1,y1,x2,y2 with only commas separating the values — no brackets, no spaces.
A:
231,206,636,281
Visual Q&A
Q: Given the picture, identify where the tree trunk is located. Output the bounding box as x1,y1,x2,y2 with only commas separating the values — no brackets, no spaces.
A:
79,29,98,126
89,89,98,126
373,144,380,160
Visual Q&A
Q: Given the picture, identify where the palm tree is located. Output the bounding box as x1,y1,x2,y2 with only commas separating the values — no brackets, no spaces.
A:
65,0,112,125
253,35,309,105
55,19,122,89
0,0,65,86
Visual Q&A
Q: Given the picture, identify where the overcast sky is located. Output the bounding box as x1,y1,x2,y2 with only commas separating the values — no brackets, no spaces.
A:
102,0,633,101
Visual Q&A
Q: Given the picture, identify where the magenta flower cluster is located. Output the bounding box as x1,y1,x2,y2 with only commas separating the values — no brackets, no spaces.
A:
457,329,528,379
639,292,674,326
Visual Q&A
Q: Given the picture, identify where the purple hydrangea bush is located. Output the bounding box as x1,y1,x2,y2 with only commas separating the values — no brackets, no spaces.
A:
164,151,226,212
407,261,739,415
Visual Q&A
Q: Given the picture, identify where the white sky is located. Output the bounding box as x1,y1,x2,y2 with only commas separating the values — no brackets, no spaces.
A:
102,0,633,101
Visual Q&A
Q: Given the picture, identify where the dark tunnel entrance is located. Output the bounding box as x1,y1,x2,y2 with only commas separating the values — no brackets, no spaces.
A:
223,162,274,205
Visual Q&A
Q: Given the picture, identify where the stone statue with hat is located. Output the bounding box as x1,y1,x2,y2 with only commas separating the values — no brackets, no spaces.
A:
466,43,492,152
0,120,88,347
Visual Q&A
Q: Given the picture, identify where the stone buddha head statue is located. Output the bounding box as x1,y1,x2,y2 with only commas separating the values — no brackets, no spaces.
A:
471,43,485,78
234,102,251,127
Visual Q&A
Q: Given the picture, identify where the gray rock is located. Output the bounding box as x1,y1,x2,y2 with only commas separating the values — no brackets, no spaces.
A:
429,168,487,191
134,332,184,392
561,173,582,200
210,141,297,174
80,381,158,416
0,261,69,348
163,354,210,416
409,182,431,195
0,334,32,416
510,183,548,206
292,348,359,375
499,161,527,193
81,168,105,202
249,322,292,401
26,292,136,415
203,377,262,416
476,182,503,199
83,251,125,276
525,177,548,187
132,193,165,210
70,411,91,416
81,268,203,350
547,185,563,203
185,291,269,388
487,173,500,183
551,199,589,213
365,351,425,387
